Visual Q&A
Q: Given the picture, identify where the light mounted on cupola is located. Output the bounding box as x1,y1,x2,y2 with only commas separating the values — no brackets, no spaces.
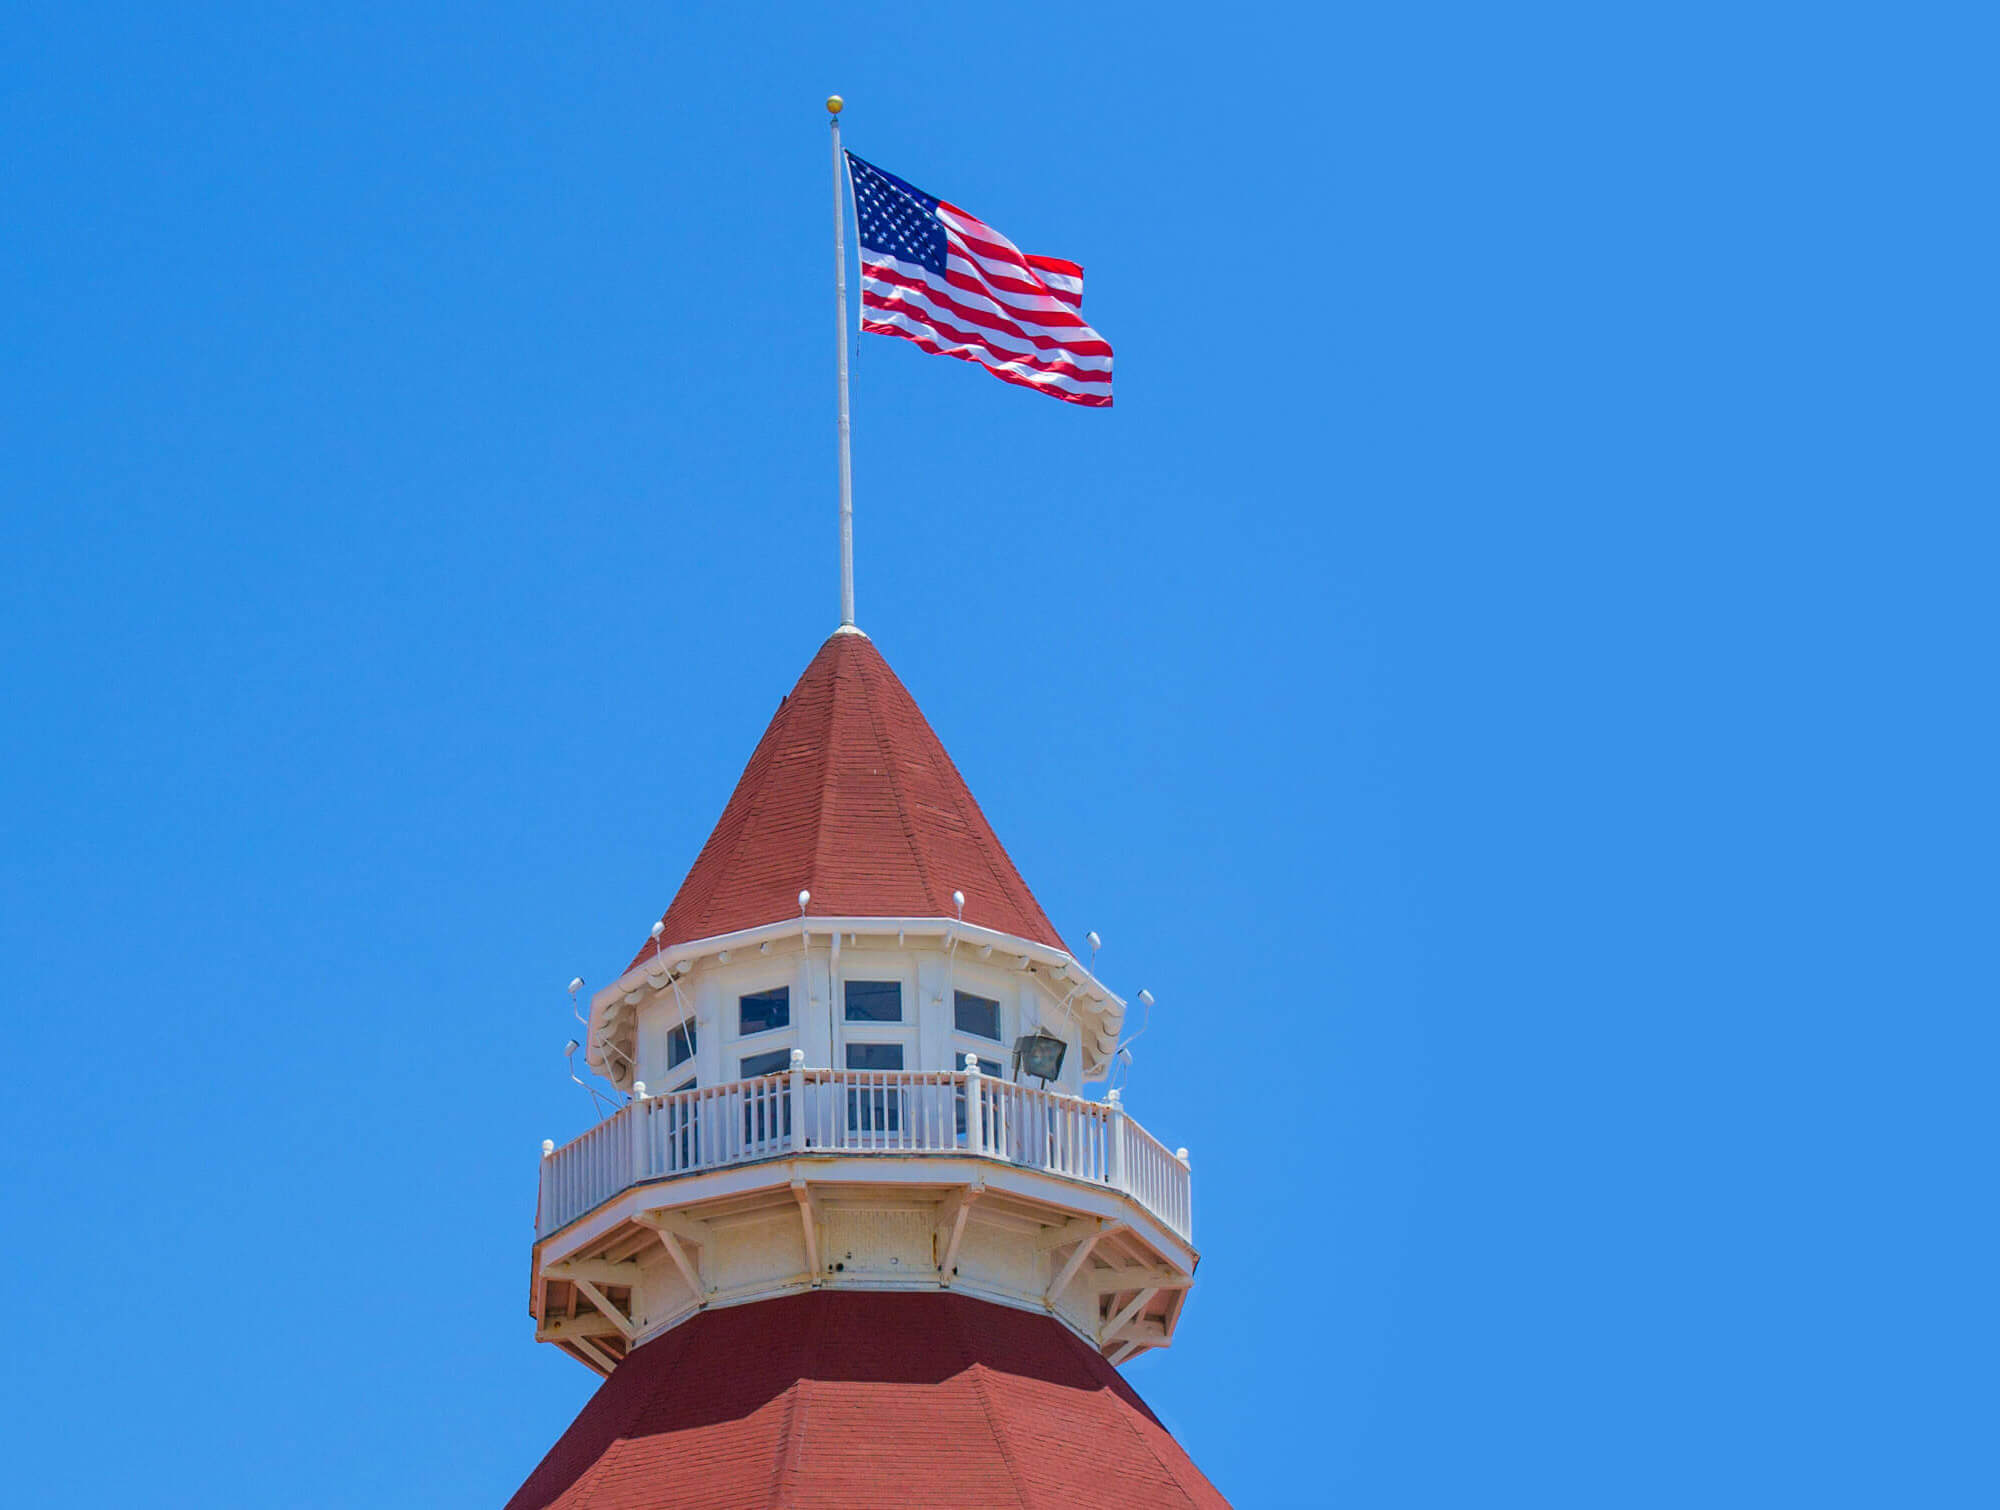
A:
1012,1029,1067,1086
564,1038,615,1120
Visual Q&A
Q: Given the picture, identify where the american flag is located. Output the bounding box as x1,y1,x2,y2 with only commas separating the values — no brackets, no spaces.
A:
846,152,1113,408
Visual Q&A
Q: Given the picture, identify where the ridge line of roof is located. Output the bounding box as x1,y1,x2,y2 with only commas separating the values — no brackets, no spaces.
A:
766,1300,816,1504
853,637,942,916
804,638,860,918
953,1296,1035,1510
1081,1325,1207,1508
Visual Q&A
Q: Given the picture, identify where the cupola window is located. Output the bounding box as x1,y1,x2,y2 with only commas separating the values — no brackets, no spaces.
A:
666,1021,697,1070
843,979,902,1022
738,987,791,1037
954,990,1001,1041
740,1048,792,1079
845,1043,903,1071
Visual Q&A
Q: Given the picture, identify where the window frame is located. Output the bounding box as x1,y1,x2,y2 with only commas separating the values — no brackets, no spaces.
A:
736,985,792,1039
740,1047,794,1080
953,989,1004,1043
843,1041,906,1073
665,1017,698,1071
842,978,904,1024
832,965,915,1078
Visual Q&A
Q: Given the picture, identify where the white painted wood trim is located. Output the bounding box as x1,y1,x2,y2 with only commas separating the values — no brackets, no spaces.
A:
570,1277,636,1342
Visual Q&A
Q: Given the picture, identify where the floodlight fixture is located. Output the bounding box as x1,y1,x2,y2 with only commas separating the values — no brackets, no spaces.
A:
1012,1030,1067,1086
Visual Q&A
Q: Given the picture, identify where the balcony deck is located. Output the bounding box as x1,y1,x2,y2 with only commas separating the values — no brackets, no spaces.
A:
537,1067,1191,1245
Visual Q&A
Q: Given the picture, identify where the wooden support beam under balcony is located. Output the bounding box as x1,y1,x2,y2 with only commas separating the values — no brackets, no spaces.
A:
537,1312,628,1341
1047,1222,1121,1300
633,1212,705,1302
1083,1265,1192,1296
1034,1215,1106,1252
791,1181,821,1280
634,1208,712,1247
546,1257,643,1288
569,1277,637,1342
1101,1287,1161,1346
1105,1318,1172,1367
934,1181,984,1284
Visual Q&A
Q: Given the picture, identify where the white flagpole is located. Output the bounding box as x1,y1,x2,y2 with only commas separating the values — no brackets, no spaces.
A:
828,95,855,628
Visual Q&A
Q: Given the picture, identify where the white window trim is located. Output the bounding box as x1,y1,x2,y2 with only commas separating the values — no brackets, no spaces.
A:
841,1037,913,1072
951,987,1006,1045
738,1044,797,1079
839,976,908,1027
833,965,916,1071
734,983,796,1042
664,1014,698,1072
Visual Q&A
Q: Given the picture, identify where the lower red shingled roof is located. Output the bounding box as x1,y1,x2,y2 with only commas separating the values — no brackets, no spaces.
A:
506,1291,1228,1509
626,631,1066,974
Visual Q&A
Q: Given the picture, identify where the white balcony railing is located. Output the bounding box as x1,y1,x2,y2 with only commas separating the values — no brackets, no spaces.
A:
537,1064,1192,1244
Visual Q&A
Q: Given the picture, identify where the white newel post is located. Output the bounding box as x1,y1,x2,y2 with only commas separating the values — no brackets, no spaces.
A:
964,1055,984,1157
630,1083,648,1182
1176,1146,1192,1238
790,1049,808,1153
538,1138,554,1235
1106,1090,1127,1194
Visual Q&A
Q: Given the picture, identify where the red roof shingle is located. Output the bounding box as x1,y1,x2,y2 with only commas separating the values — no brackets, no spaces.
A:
626,632,1065,974
506,1291,1228,1509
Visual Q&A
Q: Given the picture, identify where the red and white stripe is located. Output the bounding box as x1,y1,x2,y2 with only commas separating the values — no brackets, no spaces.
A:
859,202,1112,407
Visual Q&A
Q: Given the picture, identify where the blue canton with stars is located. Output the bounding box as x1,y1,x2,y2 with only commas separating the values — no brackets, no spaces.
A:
847,153,947,276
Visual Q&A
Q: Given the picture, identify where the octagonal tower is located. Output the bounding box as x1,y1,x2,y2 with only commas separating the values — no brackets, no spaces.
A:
511,628,1220,1508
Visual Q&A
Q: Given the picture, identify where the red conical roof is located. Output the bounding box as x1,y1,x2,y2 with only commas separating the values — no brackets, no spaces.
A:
627,632,1065,972
505,1291,1227,1509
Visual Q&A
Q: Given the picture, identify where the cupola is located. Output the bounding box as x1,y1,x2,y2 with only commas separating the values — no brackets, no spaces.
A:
584,628,1127,1106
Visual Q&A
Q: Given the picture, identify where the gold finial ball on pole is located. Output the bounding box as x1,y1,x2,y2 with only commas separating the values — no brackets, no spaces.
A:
826,95,845,115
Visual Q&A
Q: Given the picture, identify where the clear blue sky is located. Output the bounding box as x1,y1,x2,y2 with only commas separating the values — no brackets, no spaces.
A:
3,4,1991,1506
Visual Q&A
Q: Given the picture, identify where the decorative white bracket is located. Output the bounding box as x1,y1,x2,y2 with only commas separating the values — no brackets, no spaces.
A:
634,1209,709,1303
933,1180,984,1285
536,1312,626,1341
1033,1216,1105,1253
1046,1220,1123,1301
567,1277,637,1342
1083,1265,1191,1295
792,1180,822,1282
1100,1286,1161,1346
